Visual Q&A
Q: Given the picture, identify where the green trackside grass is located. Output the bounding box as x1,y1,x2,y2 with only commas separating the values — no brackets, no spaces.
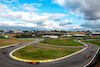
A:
85,40,100,47
38,39,83,46
0,39,36,47
13,45,81,60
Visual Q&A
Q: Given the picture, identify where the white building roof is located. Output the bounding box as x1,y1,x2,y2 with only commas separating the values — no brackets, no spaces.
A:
92,32,100,34
42,35,58,38
72,34,85,36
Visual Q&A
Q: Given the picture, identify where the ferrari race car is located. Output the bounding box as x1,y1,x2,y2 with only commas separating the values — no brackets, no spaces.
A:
2,50,7,54
10,45,14,47
27,62,39,64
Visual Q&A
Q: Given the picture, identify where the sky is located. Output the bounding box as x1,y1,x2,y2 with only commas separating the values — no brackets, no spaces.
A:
0,0,100,31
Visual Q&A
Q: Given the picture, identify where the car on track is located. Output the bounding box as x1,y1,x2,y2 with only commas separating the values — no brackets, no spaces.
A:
86,55,91,58
2,50,7,54
10,45,14,47
19,43,22,45
27,62,39,64
91,47,94,48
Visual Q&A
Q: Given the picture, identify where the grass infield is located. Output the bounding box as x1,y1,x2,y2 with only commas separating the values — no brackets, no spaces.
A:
38,39,83,46
13,45,81,60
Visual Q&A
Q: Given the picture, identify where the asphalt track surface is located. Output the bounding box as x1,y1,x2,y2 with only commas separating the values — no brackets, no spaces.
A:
0,39,99,67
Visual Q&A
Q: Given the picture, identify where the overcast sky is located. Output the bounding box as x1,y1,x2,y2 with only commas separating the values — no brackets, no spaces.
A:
0,0,100,31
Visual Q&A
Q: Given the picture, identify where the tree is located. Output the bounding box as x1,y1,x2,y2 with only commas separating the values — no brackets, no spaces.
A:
87,30,90,32
54,30,57,32
23,31,28,33
0,30,3,32
61,30,62,32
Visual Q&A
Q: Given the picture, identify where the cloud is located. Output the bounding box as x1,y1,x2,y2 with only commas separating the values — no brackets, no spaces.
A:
41,13,68,20
20,3,38,11
59,20,72,26
54,19,60,21
30,3,42,6
39,0,42,1
0,3,82,31
0,21,37,27
78,16,82,20
52,0,100,20
0,20,59,31
1,0,16,3
38,3,42,6
0,3,67,26
0,3,69,30
80,19,100,31
0,3,12,16
70,19,73,22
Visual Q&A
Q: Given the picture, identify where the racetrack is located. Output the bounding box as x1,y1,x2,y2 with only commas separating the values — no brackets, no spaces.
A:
0,39,99,67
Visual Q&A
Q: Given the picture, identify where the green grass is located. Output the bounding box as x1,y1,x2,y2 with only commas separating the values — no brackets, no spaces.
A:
33,45,81,51
85,40,100,47
39,39,83,46
13,45,81,60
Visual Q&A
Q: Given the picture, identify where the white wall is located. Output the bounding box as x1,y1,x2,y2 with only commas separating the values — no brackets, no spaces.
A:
42,35,58,38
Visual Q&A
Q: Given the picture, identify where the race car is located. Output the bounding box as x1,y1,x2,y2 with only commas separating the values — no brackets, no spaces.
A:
19,43,22,45
2,50,7,54
86,55,91,58
27,62,39,64
10,45,14,47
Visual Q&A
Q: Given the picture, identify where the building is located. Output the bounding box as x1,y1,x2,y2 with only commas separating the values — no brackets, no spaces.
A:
0,32,2,34
92,32,100,36
72,34,85,37
42,35,58,39
67,32,85,35
67,34,72,37
37,31,61,35
3,30,9,33
14,30,23,34
32,34,36,36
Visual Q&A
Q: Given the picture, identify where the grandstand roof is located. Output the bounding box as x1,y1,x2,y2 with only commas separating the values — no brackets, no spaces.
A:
72,34,85,37
92,32,100,34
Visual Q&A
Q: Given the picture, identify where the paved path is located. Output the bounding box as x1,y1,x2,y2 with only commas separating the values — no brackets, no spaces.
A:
0,39,99,67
